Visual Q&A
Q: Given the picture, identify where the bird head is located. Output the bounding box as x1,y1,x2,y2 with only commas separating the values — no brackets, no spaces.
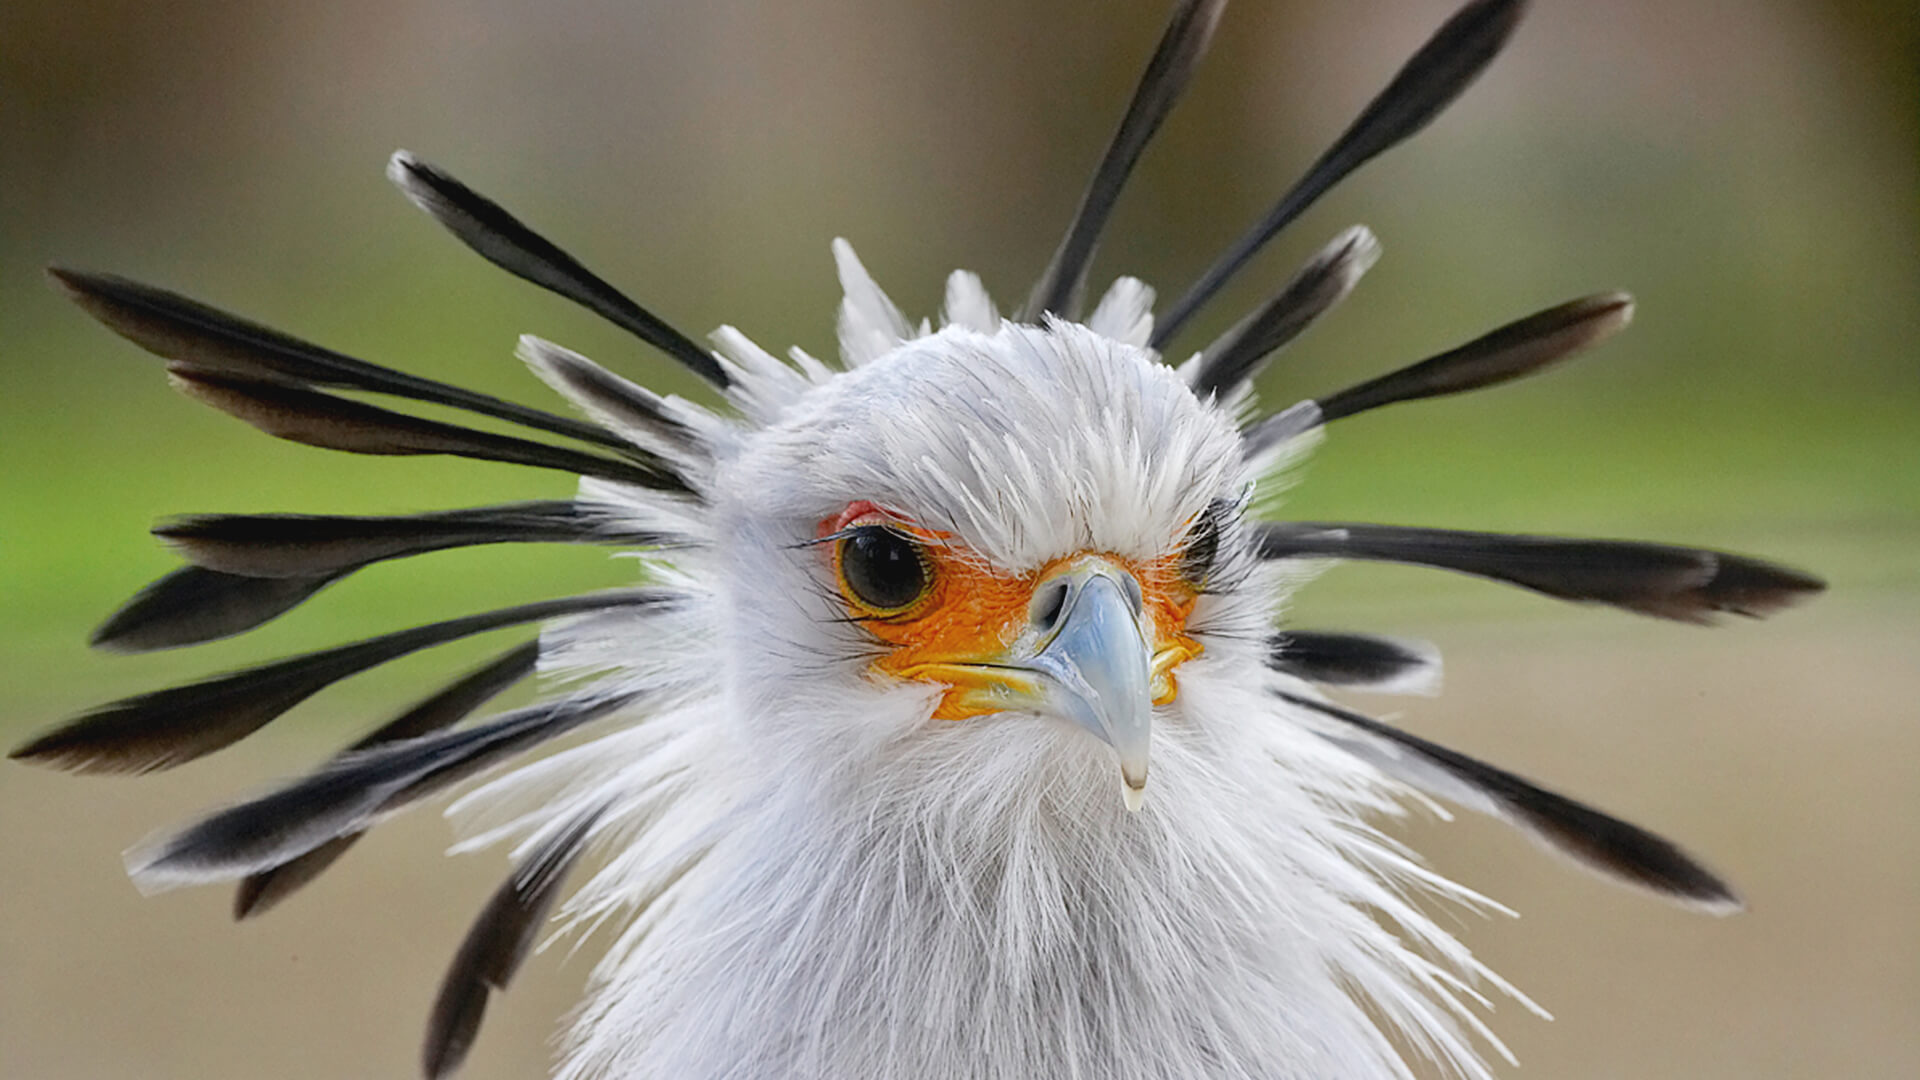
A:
718,317,1244,812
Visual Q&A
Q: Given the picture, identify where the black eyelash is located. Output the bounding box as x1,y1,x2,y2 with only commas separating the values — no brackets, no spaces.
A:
1180,498,1233,588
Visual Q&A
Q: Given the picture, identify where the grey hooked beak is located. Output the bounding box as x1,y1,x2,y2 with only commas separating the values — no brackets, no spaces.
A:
1017,562,1156,811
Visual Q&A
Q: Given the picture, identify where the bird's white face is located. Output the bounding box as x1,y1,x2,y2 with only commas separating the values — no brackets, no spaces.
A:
716,320,1251,809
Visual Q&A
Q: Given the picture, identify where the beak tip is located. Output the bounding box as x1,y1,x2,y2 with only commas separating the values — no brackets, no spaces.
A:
1121,780,1147,813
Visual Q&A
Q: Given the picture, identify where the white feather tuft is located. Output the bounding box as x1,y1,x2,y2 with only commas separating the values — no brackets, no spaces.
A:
941,269,1000,332
1086,275,1157,348
832,238,915,367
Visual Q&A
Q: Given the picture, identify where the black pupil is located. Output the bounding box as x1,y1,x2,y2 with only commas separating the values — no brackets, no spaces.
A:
841,527,926,611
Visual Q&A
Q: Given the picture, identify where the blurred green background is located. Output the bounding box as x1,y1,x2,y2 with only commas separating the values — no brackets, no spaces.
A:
3,1,1916,1078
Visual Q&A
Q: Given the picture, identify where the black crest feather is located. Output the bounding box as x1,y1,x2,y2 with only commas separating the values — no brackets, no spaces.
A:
1255,522,1826,623
1188,226,1379,400
518,336,705,456
423,801,609,1079
1315,292,1633,424
90,566,345,653
233,642,541,920
46,268,627,451
156,501,656,579
1269,631,1438,691
1022,0,1228,321
12,591,674,774
1278,690,1741,912
165,368,690,494
387,152,729,389
1156,0,1528,344
127,692,640,890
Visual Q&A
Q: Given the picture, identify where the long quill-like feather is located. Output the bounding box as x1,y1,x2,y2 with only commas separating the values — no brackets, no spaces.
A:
47,268,629,451
1277,689,1741,911
1188,226,1379,399
126,692,641,889
387,152,728,389
1243,293,1633,455
1255,521,1825,623
423,800,609,1079
12,591,675,774
90,566,346,653
1021,0,1228,321
233,642,542,919
1155,0,1527,345
166,368,690,493
156,501,657,579
1269,631,1439,693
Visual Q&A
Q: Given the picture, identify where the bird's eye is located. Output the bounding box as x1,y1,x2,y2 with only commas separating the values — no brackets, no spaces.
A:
1180,501,1226,589
835,526,933,616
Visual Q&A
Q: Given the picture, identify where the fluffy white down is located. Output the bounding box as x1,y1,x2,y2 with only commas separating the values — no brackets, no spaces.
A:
452,252,1521,1080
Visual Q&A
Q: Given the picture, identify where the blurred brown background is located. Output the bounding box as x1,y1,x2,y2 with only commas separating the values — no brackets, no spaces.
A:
3,1,1916,1078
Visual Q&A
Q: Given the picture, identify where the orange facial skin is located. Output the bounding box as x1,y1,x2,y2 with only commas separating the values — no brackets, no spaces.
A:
821,502,1204,720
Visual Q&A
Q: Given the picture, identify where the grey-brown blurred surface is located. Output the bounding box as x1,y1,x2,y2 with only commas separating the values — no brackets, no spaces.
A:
4,1,1916,1078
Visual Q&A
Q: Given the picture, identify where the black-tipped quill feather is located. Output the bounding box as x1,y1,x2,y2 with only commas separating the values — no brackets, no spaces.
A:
99,503,666,651
518,336,704,455
1155,0,1528,345
1255,522,1826,623
128,692,641,890
1316,291,1632,423
90,566,346,653
1188,225,1379,399
1022,0,1227,321
387,152,728,389
1270,631,1438,691
1277,690,1741,911
46,268,629,451
1243,292,1632,452
234,642,541,920
157,501,658,579
423,801,608,1079
166,368,690,493
12,591,675,774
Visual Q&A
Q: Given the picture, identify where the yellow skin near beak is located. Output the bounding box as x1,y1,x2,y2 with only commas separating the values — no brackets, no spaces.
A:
828,509,1203,811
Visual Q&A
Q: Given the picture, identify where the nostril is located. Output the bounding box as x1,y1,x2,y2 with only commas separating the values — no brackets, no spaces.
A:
1119,574,1144,615
1031,580,1069,632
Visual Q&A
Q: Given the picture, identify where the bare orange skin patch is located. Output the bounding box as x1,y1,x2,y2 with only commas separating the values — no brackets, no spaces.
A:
820,502,1203,719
